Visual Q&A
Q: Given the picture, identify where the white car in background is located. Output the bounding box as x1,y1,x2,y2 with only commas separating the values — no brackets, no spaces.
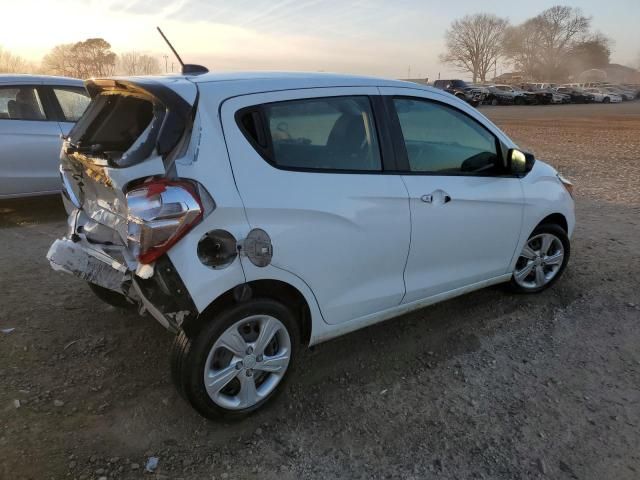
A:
584,88,622,103
601,86,635,101
0,75,90,198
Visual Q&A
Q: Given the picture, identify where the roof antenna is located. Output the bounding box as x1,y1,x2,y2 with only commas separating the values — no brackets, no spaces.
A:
156,26,209,75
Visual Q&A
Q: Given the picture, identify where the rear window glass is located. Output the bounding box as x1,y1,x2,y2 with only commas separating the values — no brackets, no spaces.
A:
241,96,382,172
80,94,153,149
68,93,157,166
53,87,90,122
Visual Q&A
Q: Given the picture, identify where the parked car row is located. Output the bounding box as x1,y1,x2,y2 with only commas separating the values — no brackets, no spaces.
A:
432,79,486,107
431,78,639,107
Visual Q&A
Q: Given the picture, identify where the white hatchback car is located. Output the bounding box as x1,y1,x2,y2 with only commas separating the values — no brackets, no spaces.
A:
584,88,622,104
47,72,575,419
0,75,90,198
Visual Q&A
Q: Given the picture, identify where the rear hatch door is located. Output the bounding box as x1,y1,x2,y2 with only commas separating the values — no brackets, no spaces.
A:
60,77,197,246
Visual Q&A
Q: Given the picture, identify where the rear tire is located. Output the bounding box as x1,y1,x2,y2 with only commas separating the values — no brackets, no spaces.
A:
508,224,570,294
171,298,300,420
603,97,610,104
88,282,134,309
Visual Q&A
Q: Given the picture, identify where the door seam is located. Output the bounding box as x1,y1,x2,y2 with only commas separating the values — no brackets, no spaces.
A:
398,174,412,305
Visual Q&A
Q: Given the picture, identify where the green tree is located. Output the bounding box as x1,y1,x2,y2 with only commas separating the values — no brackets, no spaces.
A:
568,34,611,74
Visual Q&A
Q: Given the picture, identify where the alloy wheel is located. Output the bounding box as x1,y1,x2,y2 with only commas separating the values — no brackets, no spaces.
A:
513,233,565,289
203,315,291,410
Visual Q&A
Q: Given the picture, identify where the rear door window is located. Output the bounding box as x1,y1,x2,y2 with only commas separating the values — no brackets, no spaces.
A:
53,87,90,122
239,96,382,172
0,87,46,120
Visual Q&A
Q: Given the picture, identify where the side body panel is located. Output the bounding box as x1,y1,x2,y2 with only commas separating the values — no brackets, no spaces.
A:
167,106,251,312
400,174,524,302
219,87,412,325
508,160,576,272
379,86,525,303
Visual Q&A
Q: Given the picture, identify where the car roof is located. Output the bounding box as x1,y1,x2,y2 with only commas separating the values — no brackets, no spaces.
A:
0,74,84,86
124,70,435,93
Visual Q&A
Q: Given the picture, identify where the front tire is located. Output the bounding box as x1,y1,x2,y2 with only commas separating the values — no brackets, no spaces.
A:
171,299,300,420
508,224,570,294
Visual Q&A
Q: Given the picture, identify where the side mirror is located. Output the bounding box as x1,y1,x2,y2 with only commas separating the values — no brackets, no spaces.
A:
507,148,535,175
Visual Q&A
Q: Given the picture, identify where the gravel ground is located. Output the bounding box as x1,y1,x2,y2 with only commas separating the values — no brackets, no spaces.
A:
1,102,639,480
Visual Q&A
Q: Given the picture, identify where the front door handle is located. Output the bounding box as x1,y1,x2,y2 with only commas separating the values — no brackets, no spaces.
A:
420,191,452,204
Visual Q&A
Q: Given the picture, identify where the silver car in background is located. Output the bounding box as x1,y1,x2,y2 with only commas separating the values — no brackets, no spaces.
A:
0,75,89,198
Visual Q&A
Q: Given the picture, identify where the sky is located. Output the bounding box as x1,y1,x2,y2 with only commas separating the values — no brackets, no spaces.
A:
1,0,638,79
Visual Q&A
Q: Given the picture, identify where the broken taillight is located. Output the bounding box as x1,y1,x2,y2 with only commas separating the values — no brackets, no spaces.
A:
126,179,204,264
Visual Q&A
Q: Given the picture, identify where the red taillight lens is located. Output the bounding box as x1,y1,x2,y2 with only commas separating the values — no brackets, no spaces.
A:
126,179,203,264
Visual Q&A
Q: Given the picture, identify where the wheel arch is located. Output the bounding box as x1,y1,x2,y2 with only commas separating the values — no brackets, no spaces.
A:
537,213,568,233
182,279,313,347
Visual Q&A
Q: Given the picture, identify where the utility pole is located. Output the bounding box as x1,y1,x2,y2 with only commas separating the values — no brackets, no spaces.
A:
408,65,411,79
163,54,168,73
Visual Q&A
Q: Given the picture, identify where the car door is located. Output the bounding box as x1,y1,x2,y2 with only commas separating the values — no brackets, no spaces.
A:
0,84,63,197
379,87,524,304
221,88,411,325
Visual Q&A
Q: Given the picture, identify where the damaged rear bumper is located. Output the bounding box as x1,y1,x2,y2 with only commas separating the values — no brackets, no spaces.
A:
47,237,196,333
47,238,128,291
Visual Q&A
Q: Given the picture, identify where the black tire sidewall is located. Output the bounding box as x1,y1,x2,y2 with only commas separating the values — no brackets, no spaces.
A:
509,223,571,294
87,282,134,309
174,298,300,420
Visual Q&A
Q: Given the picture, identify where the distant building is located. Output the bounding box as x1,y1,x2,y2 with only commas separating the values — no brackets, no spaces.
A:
491,72,526,84
578,64,640,84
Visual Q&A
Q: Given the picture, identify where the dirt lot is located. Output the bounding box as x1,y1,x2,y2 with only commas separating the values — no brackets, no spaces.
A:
1,102,639,480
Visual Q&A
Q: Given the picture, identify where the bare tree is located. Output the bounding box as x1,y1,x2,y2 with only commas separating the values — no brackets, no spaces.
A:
0,46,33,73
537,6,590,78
117,51,162,75
42,43,75,77
440,14,509,83
43,38,116,78
503,19,545,80
504,6,591,81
